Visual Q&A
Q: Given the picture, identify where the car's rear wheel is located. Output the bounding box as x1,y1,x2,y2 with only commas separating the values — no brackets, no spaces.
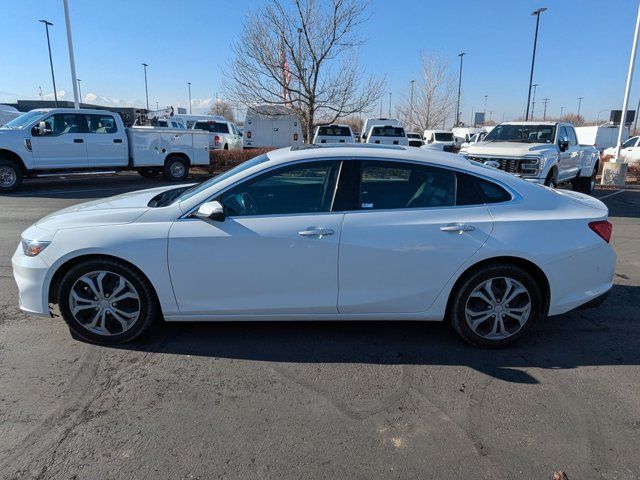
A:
572,164,597,195
0,159,23,193
449,264,543,348
57,259,158,345
163,155,189,181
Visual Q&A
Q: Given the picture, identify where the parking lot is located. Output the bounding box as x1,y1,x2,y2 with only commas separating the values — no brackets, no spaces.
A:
0,175,638,479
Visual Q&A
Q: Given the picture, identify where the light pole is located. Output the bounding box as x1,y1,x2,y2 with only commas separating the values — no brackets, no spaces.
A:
531,83,539,119
483,95,488,115
62,0,79,109
542,98,550,120
38,19,58,107
187,82,192,114
525,7,547,121
455,52,466,127
77,78,82,105
409,79,415,131
560,106,564,118
142,63,149,110
596,109,609,123
388,92,392,117
156,101,159,111
577,97,583,117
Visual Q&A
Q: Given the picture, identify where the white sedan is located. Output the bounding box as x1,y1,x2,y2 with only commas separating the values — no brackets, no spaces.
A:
12,145,616,347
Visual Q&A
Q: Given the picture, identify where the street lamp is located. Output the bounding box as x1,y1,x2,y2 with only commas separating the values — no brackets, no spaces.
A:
38,20,58,107
577,97,583,117
77,78,82,105
525,7,547,121
542,98,550,120
409,79,415,131
531,83,539,119
455,52,467,127
142,63,149,110
187,82,192,114
560,106,564,118
388,92,392,117
483,95,488,115
62,0,79,109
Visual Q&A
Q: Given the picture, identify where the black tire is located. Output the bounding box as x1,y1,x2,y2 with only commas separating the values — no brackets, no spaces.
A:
223,144,229,151
0,159,23,193
137,168,160,179
57,259,159,345
544,169,557,188
572,164,597,195
163,155,189,181
449,263,543,348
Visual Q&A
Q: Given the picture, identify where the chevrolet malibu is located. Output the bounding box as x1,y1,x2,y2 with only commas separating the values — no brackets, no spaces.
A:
12,145,616,347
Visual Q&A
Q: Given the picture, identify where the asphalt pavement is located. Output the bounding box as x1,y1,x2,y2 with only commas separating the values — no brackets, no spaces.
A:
0,175,638,479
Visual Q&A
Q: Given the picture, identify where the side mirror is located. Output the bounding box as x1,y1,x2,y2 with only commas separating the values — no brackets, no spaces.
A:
194,200,225,221
559,139,569,152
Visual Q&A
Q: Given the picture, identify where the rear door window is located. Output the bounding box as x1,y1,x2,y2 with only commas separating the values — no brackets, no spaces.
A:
88,114,118,134
359,160,455,210
455,172,512,205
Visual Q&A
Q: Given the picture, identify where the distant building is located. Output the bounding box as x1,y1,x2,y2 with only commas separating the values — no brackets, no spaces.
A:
4,99,148,127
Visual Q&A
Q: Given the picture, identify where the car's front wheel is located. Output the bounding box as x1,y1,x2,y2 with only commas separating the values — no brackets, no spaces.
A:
57,259,158,345
449,264,543,348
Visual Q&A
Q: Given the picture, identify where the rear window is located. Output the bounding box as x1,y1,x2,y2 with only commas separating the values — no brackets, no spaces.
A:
434,132,454,141
371,126,405,137
318,126,351,136
455,172,512,205
194,121,229,134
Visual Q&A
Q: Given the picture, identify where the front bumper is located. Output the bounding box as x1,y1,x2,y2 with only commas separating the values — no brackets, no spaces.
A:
11,244,51,317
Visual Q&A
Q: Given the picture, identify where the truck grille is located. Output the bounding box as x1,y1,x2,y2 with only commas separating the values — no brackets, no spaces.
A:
468,156,523,174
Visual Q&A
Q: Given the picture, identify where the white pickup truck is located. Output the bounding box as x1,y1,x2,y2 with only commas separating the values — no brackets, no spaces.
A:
460,121,600,194
0,108,210,192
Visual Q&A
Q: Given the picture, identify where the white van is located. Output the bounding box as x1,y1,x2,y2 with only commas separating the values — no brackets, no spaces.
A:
361,118,401,142
312,124,355,144
423,129,456,151
365,125,408,146
243,106,303,148
575,124,629,152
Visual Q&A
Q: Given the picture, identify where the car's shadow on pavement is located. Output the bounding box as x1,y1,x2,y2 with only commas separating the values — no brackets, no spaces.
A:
110,284,640,384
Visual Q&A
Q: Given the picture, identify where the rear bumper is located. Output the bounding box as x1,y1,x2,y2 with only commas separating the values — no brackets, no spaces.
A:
545,242,616,316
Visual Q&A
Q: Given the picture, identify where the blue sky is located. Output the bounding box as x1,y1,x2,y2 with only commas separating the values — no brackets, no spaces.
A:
1,0,638,123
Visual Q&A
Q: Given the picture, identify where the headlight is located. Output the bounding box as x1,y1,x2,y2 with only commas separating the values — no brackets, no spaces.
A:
521,156,542,176
21,238,51,257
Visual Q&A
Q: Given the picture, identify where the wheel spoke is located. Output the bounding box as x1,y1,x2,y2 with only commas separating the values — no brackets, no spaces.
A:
469,312,493,330
79,275,100,299
111,309,132,330
111,291,139,303
470,290,493,306
483,279,498,304
110,277,126,299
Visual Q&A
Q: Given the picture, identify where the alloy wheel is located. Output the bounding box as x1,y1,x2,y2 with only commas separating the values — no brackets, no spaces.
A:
68,270,141,336
464,277,532,340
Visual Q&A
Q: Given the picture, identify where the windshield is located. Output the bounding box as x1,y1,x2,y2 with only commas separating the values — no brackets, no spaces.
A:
317,126,351,136
484,124,556,143
434,132,454,141
170,154,271,204
0,110,45,129
371,126,405,137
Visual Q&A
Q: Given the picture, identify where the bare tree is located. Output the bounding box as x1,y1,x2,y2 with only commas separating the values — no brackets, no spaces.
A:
208,100,236,123
223,0,384,140
397,53,455,132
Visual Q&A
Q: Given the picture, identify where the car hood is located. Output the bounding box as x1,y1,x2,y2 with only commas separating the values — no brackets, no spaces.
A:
465,142,557,156
34,185,180,232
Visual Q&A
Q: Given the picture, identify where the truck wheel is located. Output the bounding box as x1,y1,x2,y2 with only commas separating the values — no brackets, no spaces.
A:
0,159,23,193
544,170,557,188
163,156,189,181
572,164,597,195
137,168,160,179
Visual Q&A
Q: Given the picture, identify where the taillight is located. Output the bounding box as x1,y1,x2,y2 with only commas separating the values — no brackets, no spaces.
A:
589,220,613,243
214,135,220,146
247,131,252,139
293,133,298,142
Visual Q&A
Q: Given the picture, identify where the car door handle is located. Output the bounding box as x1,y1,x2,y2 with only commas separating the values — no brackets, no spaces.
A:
113,139,123,143
440,223,475,233
298,227,335,238
73,138,84,143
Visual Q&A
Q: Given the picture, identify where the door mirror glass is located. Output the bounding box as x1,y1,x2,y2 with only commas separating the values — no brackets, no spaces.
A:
195,200,225,221
559,138,569,152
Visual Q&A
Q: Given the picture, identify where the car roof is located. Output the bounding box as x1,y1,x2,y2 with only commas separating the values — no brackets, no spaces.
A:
500,121,559,126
